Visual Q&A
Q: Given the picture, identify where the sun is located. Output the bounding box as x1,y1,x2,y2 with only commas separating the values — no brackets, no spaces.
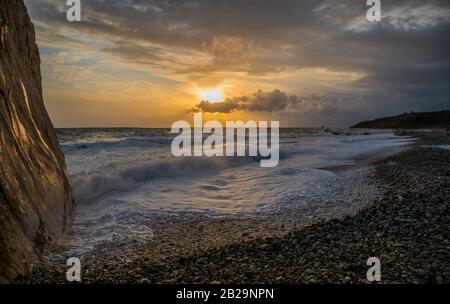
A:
198,87,224,103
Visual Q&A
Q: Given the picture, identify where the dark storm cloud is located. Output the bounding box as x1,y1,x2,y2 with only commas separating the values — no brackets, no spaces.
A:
24,0,450,124
193,90,337,114
25,0,450,72
194,90,294,113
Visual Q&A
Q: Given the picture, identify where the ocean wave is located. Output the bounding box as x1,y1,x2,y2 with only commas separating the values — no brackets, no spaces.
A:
62,136,172,151
68,130,416,204
72,156,240,204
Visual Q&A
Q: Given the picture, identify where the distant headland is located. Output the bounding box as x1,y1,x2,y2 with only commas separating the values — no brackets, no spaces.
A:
351,110,450,130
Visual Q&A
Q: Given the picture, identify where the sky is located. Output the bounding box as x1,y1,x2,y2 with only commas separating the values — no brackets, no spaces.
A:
24,0,450,128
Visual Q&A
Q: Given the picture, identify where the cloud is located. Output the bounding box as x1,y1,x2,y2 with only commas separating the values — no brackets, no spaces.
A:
193,89,291,113
24,0,450,127
204,36,254,58
193,89,337,114
26,0,450,77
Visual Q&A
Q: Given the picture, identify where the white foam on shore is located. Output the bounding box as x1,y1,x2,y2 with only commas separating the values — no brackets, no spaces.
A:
58,128,416,251
421,145,450,150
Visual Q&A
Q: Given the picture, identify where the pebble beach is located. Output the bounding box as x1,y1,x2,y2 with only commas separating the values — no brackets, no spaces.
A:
18,130,450,284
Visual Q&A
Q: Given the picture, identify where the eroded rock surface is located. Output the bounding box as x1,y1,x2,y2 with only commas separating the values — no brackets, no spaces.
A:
0,0,74,282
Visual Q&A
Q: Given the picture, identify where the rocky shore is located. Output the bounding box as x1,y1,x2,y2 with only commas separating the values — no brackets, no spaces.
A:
18,131,449,284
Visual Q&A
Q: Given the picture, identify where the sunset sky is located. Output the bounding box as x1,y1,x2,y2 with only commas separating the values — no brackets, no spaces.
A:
24,0,450,128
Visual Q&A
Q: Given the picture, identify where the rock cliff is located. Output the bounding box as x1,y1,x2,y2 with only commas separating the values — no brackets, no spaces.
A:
351,111,450,130
0,0,75,282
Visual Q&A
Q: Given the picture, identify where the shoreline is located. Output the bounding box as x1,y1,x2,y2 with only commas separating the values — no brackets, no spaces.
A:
18,131,449,283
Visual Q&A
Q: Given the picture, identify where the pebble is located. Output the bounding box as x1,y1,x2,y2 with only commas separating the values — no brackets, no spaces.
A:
17,133,450,284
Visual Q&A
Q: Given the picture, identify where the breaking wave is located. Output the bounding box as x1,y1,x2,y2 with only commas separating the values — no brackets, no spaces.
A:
72,156,240,204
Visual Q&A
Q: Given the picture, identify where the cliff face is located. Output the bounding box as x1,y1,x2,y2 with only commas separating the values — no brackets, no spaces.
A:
351,111,450,130
0,0,75,282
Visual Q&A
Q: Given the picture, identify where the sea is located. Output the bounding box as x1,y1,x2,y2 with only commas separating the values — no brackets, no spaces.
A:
56,128,415,251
